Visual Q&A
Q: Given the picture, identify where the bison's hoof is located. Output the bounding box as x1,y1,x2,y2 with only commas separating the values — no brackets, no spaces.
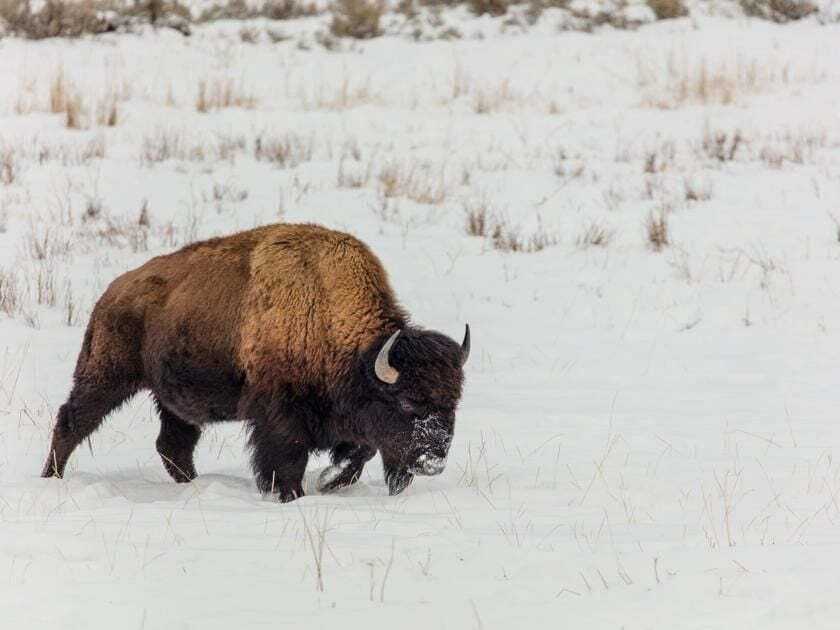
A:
317,461,362,493
385,469,414,496
279,489,304,503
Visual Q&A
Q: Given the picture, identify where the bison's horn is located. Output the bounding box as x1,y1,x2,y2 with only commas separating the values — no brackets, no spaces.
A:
374,330,401,384
461,324,470,366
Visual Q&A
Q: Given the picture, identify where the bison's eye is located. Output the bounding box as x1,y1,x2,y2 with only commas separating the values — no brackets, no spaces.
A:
398,398,425,416
398,399,415,414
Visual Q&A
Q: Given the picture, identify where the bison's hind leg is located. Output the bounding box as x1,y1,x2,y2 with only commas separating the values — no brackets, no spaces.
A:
154,400,201,483
42,386,136,479
317,443,376,493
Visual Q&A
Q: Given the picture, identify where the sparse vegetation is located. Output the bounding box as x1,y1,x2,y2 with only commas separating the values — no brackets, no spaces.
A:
255,134,314,169
0,267,22,316
576,221,614,249
198,0,318,21
683,174,713,202
697,126,743,163
0,0,109,38
646,0,687,20
330,0,383,39
378,161,446,205
491,218,557,253
739,0,816,22
464,196,493,238
645,210,670,251
0,147,19,185
468,0,512,17
196,78,257,113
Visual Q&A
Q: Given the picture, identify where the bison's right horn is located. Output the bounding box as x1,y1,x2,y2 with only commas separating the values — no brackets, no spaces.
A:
374,330,401,384
460,324,470,366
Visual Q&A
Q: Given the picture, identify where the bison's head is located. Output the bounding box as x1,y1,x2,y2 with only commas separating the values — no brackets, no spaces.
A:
366,325,470,496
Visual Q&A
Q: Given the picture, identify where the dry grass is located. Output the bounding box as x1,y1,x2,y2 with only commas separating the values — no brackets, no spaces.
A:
638,54,826,108
336,158,366,189
473,80,518,114
646,0,687,19
468,0,512,16
683,174,713,202
740,0,816,22
758,131,824,168
64,91,85,129
49,70,68,114
576,221,614,249
216,132,248,162
464,196,494,237
140,129,205,165
645,210,670,251
0,147,19,185
491,218,558,253
25,223,71,261
0,267,22,317
138,199,151,228
464,198,558,253
48,70,86,129
33,259,58,307
255,134,314,169
378,161,447,205
644,141,675,174
0,0,110,39
298,73,379,110
196,78,258,113
330,0,383,39
696,126,743,163
97,96,120,127
13,79,39,115
198,0,318,21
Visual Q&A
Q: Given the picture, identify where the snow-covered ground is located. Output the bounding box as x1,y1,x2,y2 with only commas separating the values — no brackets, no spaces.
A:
2,14,840,629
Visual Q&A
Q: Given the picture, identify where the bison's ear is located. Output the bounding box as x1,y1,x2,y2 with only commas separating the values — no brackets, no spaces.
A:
460,324,470,366
374,330,401,384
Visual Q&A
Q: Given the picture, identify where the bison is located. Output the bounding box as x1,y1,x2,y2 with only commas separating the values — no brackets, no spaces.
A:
41,223,469,501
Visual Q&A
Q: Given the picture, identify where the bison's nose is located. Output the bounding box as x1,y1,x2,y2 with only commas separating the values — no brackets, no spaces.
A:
412,453,447,476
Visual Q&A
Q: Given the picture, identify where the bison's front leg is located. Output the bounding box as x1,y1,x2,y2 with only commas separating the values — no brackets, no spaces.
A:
380,448,414,497
318,443,376,493
248,423,307,502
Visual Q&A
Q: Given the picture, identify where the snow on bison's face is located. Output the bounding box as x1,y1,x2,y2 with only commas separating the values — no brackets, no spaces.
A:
367,325,470,496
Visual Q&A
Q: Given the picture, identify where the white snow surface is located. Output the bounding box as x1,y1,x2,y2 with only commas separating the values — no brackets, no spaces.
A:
2,15,840,629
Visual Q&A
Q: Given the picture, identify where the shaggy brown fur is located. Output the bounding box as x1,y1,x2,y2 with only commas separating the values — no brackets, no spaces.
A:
41,223,468,501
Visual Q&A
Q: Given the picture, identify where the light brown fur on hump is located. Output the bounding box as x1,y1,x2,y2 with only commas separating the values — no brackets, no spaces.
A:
240,224,405,393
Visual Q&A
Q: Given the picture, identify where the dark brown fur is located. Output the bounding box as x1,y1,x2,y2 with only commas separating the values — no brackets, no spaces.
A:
41,224,467,500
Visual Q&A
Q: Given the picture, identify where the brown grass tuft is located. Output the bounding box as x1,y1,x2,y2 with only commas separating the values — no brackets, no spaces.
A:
0,267,22,317
740,0,816,22
196,78,258,113
645,211,670,251
647,0,687,19
330,0,383,39
464,197,493,238
1,0,110,39
0,147,19,185
255,134,314,168
683,175,713,202
576,221,614,249
468,0,511,16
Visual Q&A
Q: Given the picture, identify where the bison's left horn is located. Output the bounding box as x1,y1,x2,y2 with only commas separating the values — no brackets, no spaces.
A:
374,330,401,384
461,324,470,366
